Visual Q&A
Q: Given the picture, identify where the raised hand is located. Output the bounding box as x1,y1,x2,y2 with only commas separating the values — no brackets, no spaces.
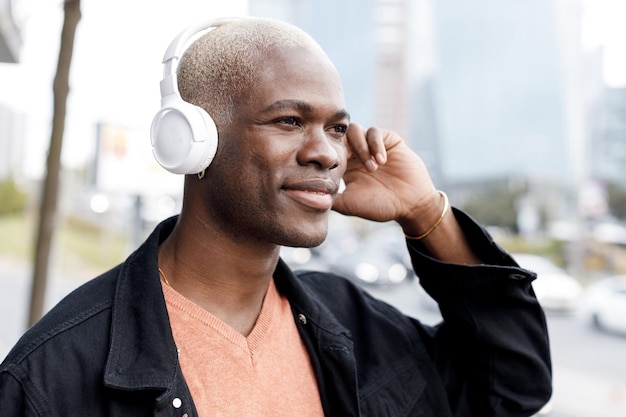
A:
333,123,480,264
333,123,439,227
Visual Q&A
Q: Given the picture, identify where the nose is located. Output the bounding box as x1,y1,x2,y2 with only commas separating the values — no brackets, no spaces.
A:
297,128,342,170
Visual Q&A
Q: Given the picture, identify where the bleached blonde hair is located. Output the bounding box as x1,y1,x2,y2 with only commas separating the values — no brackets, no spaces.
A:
177,18,326,126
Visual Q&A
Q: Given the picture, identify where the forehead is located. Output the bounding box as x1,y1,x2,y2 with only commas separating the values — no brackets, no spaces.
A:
247,45,346,112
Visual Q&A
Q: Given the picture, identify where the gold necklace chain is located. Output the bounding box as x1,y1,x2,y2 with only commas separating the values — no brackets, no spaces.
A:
158,267,171,287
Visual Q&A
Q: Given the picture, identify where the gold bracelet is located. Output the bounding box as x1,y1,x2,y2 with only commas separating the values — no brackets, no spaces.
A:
404,190,449,240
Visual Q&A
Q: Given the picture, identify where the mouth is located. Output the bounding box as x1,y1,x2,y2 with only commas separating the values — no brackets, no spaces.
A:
281,179,338,211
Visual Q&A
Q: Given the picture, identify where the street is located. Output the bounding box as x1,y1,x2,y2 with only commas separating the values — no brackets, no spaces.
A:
1,261,625,417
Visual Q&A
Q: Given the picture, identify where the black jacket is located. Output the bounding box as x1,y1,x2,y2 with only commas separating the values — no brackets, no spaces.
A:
0,210,551,416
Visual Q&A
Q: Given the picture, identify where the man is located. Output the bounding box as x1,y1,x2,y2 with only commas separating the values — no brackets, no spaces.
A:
0,17,551,416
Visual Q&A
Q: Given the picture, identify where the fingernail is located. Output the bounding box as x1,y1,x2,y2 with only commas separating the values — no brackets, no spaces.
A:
375,153,386,164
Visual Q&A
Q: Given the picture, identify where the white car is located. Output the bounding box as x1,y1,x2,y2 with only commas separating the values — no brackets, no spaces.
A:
512,253,583,313
579,275,626,335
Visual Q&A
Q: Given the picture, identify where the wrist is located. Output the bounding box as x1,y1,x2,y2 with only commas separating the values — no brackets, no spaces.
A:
401,190,449,240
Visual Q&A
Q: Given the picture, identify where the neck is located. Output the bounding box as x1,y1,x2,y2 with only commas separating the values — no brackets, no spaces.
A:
158,215,281,336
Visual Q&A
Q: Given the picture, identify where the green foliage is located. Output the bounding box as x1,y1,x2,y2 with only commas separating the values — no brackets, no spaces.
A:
0,213,128,273
60,215,128,271
607,182,626,221
0,214,33,259
0,178,28,216
497,235,566,265
460,184,521,231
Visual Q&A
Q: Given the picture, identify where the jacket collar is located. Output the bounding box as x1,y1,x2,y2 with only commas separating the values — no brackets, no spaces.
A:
102,216,355,398
104,216,179,390
273,260,352,339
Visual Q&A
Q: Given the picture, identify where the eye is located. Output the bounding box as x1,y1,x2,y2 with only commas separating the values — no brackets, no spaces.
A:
328,123,348,139
332,124,348,134
277,116,301,127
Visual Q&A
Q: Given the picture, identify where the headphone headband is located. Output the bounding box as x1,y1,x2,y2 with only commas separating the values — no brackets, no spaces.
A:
159,17,247,101
151,17,247,175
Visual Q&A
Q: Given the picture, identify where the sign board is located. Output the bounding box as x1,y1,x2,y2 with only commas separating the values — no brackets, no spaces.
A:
94,123,183,196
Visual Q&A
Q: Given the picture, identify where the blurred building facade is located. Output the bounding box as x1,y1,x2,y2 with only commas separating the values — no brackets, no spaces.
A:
372,0,410,138
589,86,626,187
0,0,23,181
425,0,589,228
251,0,621,229
2,0,623,231
0,0,20,63
0,103,25,180
249,0,378,127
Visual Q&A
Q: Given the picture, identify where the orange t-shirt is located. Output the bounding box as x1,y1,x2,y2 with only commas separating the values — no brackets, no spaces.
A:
162,279,325,417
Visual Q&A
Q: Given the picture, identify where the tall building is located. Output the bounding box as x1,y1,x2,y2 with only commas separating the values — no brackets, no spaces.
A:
372,0,410,138
590,86,626,186
0,104,25,180
249,0,382,129
0,0,23,180
429,0,583,186
250,0,590,222
0,0,21,63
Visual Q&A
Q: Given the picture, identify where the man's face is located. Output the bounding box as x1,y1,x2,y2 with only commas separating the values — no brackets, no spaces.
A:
202,45,350,248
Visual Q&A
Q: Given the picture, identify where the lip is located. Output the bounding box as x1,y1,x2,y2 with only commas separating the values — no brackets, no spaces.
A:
282,179,338,211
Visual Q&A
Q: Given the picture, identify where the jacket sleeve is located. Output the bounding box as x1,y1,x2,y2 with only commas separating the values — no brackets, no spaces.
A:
408,208,552,417
0,367,43,417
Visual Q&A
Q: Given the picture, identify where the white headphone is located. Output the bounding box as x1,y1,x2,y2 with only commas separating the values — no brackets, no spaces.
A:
150,18,241,175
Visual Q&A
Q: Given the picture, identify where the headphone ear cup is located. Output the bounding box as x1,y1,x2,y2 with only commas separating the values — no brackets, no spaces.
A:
150,100,218,175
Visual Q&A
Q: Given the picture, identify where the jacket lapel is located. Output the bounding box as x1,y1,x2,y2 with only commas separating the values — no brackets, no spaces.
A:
274,260,361,417
104,217,179,391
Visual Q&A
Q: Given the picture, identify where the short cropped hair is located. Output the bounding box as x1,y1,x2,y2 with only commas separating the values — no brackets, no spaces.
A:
177,18,324,126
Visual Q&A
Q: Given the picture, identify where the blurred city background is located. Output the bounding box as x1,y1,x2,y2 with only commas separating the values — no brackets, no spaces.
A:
1,0,626,416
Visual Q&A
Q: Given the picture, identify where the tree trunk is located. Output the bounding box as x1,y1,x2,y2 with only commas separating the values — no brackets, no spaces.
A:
28,0,81,327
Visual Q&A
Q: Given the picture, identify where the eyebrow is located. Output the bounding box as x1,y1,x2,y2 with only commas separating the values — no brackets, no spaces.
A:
260,99,351,121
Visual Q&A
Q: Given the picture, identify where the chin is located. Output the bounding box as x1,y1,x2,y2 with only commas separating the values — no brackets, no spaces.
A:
278,227,328,249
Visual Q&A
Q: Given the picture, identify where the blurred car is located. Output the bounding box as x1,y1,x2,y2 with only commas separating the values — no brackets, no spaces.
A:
512,253,583,313
280,222,361,273
282,216,419,287
334,245,410,287
579,275,626,335
362,225,415,276
333,224,413,287
280,246,330,271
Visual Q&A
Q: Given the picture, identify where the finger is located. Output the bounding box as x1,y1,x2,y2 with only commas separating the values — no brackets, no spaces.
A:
365,127,387,165
347,123,378,172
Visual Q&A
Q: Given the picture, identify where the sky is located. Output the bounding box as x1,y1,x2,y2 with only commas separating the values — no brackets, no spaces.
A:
581,0,626,87
0,0,625,177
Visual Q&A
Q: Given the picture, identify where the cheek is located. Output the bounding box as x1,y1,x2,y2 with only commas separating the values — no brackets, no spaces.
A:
213,135,265,178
